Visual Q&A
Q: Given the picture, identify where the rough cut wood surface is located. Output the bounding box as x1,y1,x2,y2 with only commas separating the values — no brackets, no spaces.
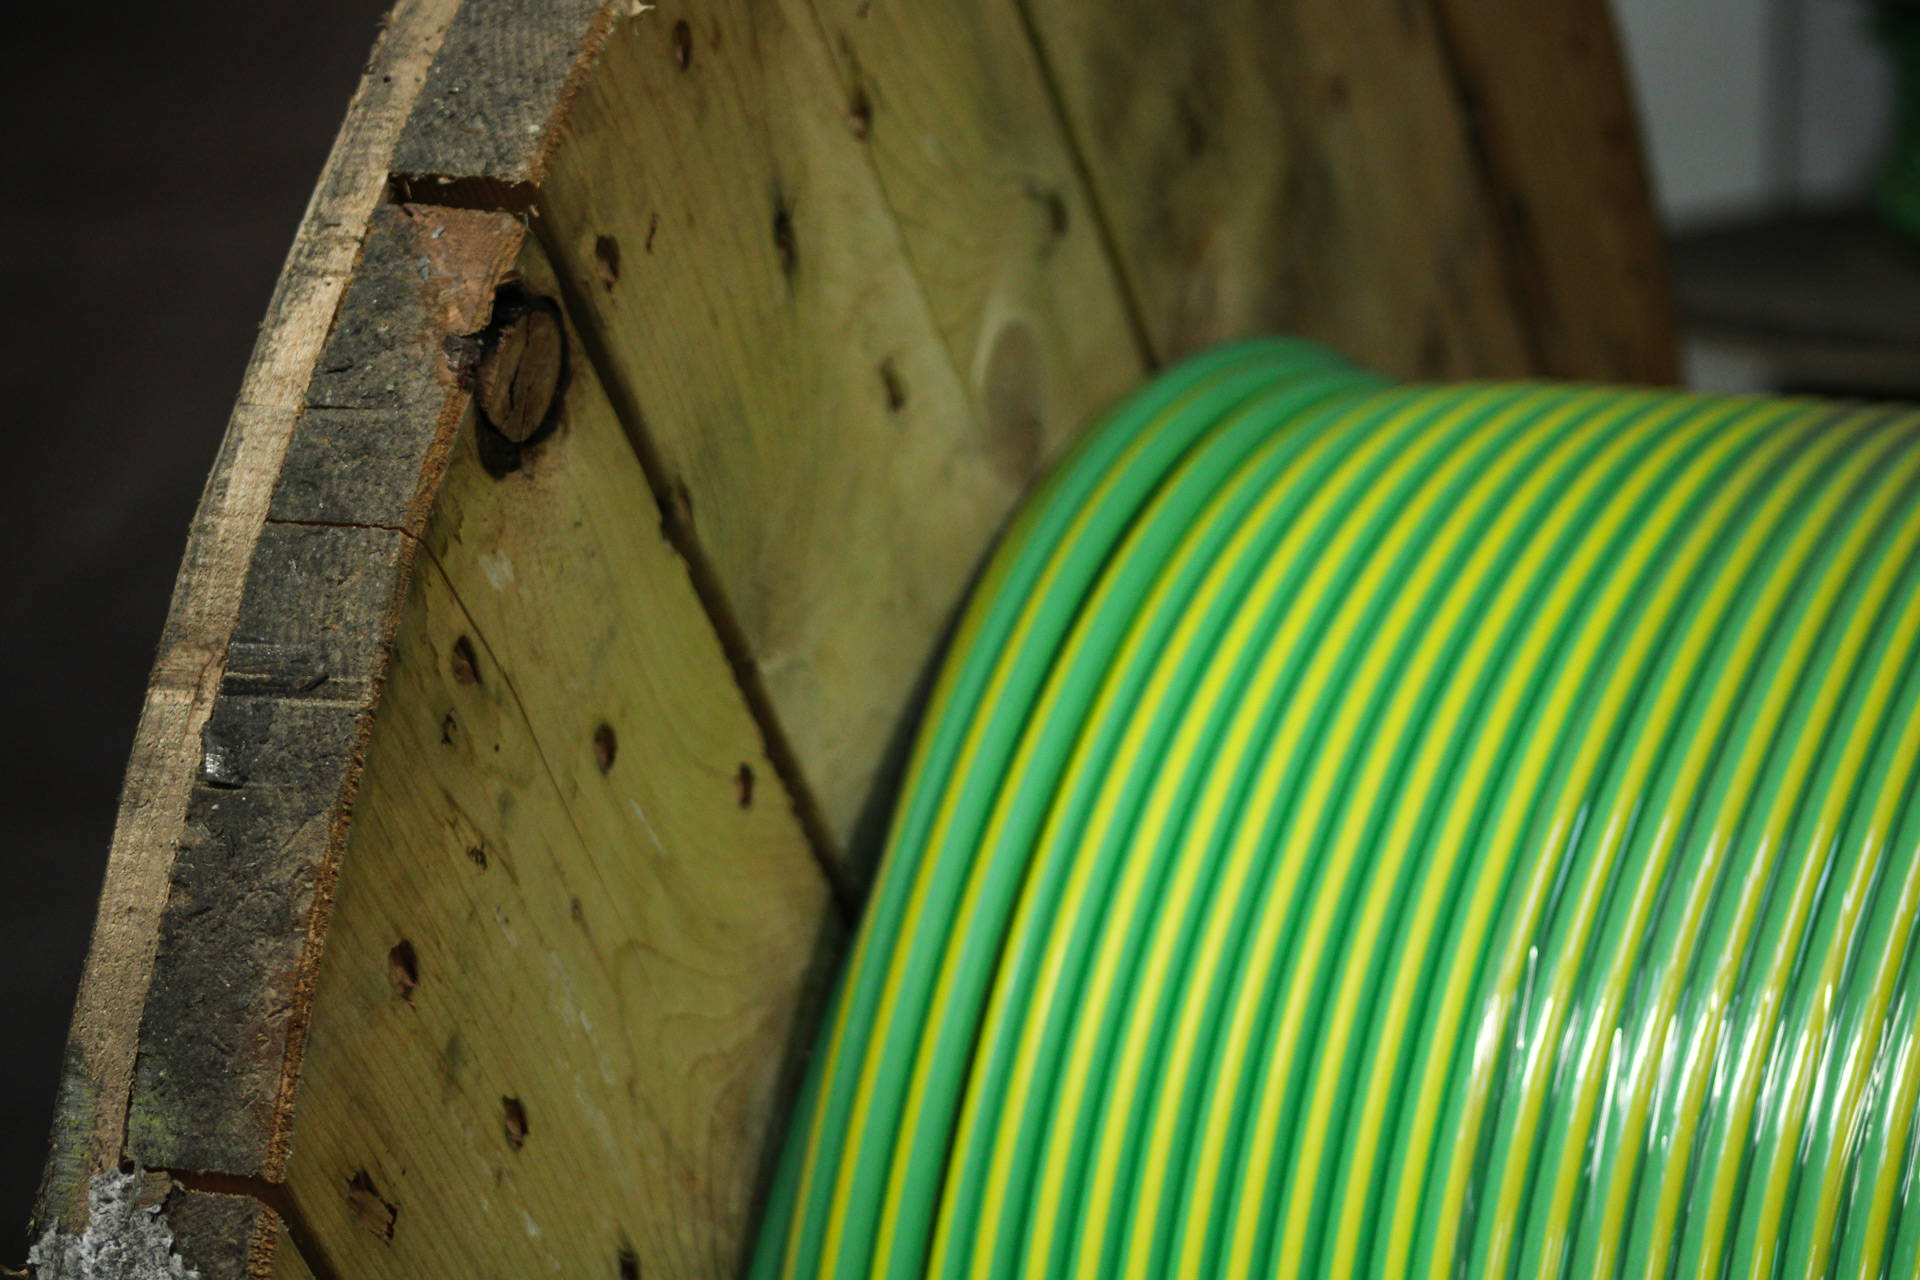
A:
121,204,524,1184
530,0,1152,880
33,0,1676,1276
155,1187,277,1280
813,0,1150,434
391,0,613,196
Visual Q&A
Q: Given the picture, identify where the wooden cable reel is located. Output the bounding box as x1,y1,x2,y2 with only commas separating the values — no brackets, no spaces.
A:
28,1,1673,1276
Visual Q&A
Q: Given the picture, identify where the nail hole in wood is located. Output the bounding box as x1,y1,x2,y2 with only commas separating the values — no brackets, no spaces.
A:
619,1248,641,1280
347,1171,396,1240
594,235,622,290
880,358,907,413
848,85,872,139
672,19,693,69
503,1096,529,1150
1178,90,1208,158
664,480,695,537
450,635,480,685
387,941,419,1002
736,763,755,808
594,723,618,773
1024,181,1068,240
773,205,798,275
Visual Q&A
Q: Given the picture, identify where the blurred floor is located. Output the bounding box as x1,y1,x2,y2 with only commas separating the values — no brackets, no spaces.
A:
0,0,390,1254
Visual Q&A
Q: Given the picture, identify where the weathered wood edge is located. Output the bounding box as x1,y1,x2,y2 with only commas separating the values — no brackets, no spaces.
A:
389,0,615,197
30,202,527,1280
123,203,526,1184
31,0,469,1248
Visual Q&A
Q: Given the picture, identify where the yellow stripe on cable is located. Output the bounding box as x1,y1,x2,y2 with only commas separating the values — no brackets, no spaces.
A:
749,339,1920,1280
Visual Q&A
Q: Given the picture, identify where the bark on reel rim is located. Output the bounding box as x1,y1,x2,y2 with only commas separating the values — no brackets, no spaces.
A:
25,1,1672,1277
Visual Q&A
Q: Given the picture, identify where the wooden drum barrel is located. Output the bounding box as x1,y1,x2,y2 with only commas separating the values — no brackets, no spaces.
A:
28,2,1672,1276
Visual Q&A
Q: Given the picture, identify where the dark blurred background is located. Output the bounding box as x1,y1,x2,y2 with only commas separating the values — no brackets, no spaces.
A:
1614,0,1920,395
0,0,1910,1263
0,1,392,1257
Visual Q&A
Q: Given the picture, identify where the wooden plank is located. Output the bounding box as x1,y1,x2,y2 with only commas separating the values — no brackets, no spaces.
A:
121,205,524,1187
523,1,1101,875
32,0,466,1240
1019,0,1536,377
274,239,834,1280
1425,0,1679,383
810,0,1148,431
156,1188,279,1280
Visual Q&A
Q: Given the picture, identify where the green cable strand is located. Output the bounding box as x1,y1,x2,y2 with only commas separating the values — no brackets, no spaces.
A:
751,340,1920,1280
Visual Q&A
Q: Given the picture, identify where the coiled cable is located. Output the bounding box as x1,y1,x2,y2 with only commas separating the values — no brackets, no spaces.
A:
751,339,1920,1280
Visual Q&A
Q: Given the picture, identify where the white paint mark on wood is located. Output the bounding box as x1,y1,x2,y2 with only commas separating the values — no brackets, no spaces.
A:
478,550,516,590
28,1168,200,1280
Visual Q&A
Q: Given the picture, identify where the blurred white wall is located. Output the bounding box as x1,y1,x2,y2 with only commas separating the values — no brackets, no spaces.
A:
1608,0,1893,226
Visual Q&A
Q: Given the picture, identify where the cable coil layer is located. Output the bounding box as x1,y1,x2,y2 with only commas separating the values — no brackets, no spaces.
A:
752,339,1920,1280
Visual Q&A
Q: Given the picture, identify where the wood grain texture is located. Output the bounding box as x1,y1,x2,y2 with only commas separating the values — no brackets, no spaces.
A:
811,0,1148,439
1426,0,1679,383
1019,0,1535,377
268,1217,319,1280
533,2,1084,875
276,239,834,1280
34,0,465,1240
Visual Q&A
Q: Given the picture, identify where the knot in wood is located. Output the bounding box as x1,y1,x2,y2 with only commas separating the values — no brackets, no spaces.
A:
478,307,564,443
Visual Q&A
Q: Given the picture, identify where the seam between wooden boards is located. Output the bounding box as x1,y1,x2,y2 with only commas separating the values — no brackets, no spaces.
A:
525,211,860,921
394,234,861,923
161,1170,346,1280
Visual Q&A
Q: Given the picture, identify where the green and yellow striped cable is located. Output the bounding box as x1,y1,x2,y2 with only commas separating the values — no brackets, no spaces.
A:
751,339,1920,1280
